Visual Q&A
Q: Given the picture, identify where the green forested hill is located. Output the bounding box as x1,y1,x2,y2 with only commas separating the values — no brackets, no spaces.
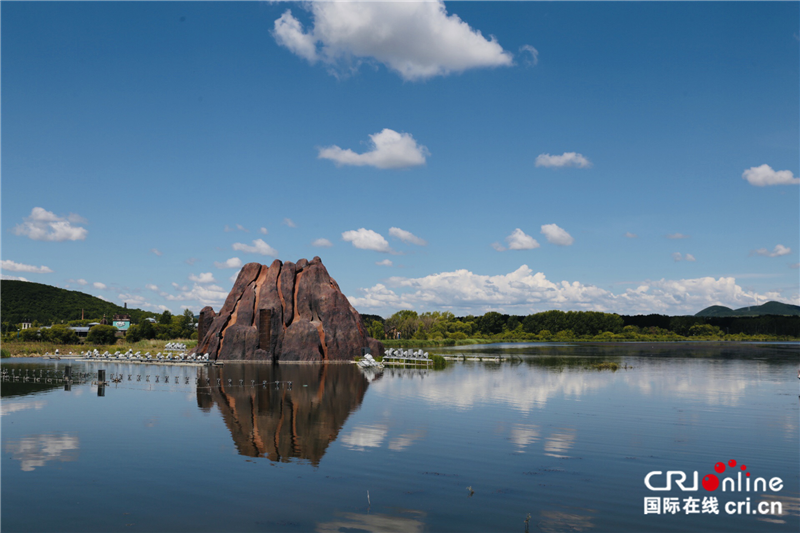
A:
1,280,156,326
695,301,800,317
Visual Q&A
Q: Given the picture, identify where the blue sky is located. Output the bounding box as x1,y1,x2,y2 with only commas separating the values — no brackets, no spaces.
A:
2,1,798,317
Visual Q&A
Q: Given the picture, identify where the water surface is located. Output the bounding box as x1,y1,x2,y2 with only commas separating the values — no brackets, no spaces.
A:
2,343,798,532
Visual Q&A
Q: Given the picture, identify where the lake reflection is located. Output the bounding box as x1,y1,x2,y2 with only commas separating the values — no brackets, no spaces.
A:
1,344,798,532
198,364,368,465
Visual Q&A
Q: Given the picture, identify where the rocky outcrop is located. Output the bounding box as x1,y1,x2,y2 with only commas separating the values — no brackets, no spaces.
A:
193,257,383,362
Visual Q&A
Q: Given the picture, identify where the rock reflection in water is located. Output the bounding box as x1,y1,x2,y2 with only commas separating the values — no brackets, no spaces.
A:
197,364,369,465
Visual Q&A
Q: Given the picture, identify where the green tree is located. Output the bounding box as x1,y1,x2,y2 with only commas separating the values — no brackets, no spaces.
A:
126,324,143,343
47,325,79,344
87,325,118,345
159,310,173,325
369,320,385,340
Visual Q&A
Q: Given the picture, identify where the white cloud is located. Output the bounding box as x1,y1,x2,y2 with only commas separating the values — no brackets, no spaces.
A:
93,282,107,290
282,218,297,228
4,433,79,472
273,2,513,81
376,259,393,267
312,238,333,248
236,224,248,232
742,164,799,186
185,257,199,265
2,274,29,282
389,227,427,246
117,293,150,308
535,152,592,169
751,244,792,258
540,224,574,246
150,248,163,256
685,254,697,262
1,260,53,274
76,279,87,285
189,272,216,284
624,232,638,239
146,284,159,291
504,228,540,251
164,284,230,307
214,257,243,269
791,263,800,269
342,228,394,253
259,227,268,235
319,129,428,169
11,207,88,242
672,252,683,262
667,233,690,239
347,265,791,316
491,242,506,252
232,239,278,256
519,44,539,67
223,225,234,232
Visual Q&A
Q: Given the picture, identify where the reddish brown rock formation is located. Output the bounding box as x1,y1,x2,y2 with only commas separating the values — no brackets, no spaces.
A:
194,257,383,361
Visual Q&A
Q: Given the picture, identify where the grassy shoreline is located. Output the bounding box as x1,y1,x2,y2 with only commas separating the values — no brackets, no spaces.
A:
1,338,197,358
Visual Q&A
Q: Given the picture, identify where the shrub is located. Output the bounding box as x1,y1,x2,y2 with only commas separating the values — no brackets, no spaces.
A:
1,348,10,358
87,325,118,345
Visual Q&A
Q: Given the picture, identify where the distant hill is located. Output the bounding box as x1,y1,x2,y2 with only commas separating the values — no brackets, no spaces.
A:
696,301,800,317
1,280,156,326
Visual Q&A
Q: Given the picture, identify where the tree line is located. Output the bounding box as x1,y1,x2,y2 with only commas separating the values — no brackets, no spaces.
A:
363,310,799,341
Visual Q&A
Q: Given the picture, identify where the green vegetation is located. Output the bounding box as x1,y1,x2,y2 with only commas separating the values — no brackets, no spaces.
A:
589,361,619,371
371,308,799,347
87,325,118,345
1,348,10,359
1,280,163,330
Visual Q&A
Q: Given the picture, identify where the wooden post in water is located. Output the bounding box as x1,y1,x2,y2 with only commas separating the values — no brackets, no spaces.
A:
258,309,272,352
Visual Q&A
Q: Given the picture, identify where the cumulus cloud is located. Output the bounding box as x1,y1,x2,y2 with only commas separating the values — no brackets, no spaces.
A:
273,1,513,81
742,164,799,186
312,238,333,248
2,274,29,281
11,207,88,242
117,293,150,308
232,239,278,256
389,227,427,246
498,228,539,251
93,282,107,290
66,278,88,286
319,129,428,169
150,248,163,256
624,232,638,239
236,224,248,232
214,257,243,269
342,228,394,253
146,284,159,291
519,44,539,66
347,265,789,316
163,283,229,307
189,272,216,284
535,152,592,169
376,259,393,267
1,260,53,274
282,218,297,228
667,233,690,239
259,227,268,235
685,254,697,262
751,244,792,258
185,257,199,265
540,224,574,246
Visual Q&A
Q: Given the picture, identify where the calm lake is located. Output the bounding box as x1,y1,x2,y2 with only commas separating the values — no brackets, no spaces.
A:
2,343,798,532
